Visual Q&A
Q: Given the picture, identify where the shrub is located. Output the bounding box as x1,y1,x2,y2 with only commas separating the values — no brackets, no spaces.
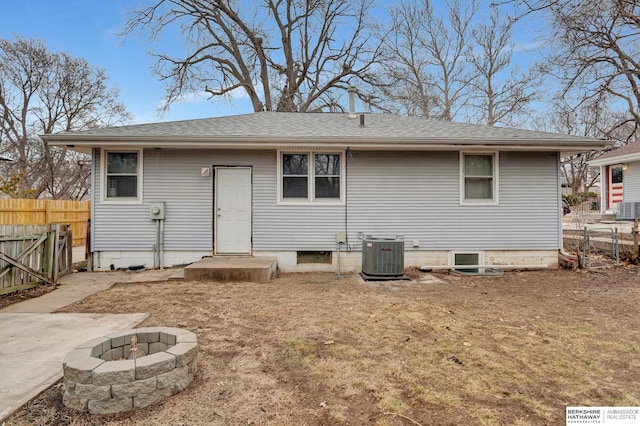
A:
563,194,579,206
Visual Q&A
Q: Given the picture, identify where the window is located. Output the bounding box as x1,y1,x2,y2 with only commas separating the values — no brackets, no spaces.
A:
461,152,498,203
103,150,141,201
454,252,480,273
282,153,309,198
611,166,623,184
297,251,332,264
279,151,343,203
314,154,341,198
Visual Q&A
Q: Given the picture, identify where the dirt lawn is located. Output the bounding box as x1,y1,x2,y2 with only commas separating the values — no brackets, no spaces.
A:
6,267,640,426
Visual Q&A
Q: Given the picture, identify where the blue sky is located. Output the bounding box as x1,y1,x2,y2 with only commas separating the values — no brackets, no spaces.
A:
0,0,255,124
0,0,544,125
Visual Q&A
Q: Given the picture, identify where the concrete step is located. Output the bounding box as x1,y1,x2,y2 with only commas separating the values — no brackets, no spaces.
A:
565,212,618,223
183,256,277,283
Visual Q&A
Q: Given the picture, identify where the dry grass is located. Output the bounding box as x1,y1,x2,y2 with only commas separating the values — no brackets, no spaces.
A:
5,267,640,425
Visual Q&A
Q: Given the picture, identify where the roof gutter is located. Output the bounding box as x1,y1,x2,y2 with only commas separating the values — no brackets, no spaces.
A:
589,152,640,167
42,135,609,152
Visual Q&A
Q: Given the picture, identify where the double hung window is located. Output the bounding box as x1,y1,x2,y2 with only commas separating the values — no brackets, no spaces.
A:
103,150,141,202
461,152,498,204
280,152,343,203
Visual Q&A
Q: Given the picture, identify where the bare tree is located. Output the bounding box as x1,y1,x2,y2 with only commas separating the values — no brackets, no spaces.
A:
533,98,634,195
468,7,536,126
377,0,478,119
0,36,130,199
123,0,382,113
499,0,640,140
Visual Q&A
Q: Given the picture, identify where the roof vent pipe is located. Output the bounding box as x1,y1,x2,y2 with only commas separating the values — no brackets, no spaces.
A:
360,114,365,127
348,85,356,119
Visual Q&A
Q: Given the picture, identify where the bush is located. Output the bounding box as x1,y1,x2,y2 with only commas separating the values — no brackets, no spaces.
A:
563,194,579,206
577,191,599,199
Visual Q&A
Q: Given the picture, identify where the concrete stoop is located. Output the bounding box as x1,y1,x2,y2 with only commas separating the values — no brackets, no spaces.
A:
183,256,277,283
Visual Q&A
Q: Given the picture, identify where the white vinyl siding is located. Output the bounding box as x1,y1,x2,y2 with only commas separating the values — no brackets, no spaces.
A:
93,149,268,251
345,151,558,251
92,149,561,254
624,160,640,201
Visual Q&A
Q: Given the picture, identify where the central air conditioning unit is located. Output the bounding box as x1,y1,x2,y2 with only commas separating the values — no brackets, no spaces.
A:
617,202,640,220
361,236,405,277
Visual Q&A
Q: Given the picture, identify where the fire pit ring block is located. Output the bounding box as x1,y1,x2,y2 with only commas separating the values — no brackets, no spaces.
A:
62,327,198,414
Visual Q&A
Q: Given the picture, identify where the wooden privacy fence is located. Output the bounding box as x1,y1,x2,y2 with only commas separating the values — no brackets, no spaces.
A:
0,224,73,294
0,199,90,247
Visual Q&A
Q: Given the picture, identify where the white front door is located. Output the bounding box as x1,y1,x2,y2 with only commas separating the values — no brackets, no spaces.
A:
215,167,252,254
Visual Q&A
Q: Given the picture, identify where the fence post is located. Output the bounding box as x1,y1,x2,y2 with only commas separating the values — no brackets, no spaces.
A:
66,225,73,273
86,218,93,272
43,225,53,281
633,220,639,263
581,227,587,268
45,202,52,225
52,225,61,283
614,227,619,266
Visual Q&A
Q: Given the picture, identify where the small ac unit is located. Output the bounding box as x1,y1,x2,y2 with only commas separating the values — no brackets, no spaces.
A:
362,236,404,276
617,202,640,220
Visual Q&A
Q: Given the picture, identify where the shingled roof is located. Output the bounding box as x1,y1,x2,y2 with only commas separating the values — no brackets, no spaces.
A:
43,112,609,154
589,140,640,166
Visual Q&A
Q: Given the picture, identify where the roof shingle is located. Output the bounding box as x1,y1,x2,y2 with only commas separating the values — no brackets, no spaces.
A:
592,140,640,162
46,112,603,142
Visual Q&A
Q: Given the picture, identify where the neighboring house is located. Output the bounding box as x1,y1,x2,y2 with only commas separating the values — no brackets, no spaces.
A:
42,111,607,272
590,140,640,216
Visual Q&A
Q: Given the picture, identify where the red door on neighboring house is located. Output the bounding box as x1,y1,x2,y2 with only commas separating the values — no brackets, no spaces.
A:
608,165,624,210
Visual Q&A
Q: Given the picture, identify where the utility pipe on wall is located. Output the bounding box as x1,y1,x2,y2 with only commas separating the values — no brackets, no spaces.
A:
419,264,551,271
159,219,165,269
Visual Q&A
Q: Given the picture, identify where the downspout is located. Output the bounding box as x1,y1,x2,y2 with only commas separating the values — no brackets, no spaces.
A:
599,165,606,213
338,148,350,278
345,147,350,251
89,148,97,271
557,152,573,259
557,152,563,251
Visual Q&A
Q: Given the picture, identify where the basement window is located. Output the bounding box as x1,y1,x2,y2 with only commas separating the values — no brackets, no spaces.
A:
452,252,503,276
297,251,332,264
454,252,480,273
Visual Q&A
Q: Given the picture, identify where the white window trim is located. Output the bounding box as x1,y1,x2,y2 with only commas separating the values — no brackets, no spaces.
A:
459,151,499,205
100,148,143,204
277,150,346,205
450,251,485,272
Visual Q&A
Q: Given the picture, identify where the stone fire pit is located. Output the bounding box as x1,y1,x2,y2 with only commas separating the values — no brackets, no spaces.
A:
62,327,198,414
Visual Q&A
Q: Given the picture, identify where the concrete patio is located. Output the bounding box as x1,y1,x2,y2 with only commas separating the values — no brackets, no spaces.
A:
0,268,182,422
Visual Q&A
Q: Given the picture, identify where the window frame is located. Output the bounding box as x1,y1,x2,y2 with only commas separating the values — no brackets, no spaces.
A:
101,148,143,204
459,151,499,205
451,251,485,273
277,150,345,205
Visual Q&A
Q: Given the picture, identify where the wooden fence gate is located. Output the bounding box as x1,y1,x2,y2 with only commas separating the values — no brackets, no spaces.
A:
0,224,73,294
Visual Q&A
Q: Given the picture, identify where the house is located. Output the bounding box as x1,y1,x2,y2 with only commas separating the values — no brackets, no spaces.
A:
589,140,640,217
42,109,607,273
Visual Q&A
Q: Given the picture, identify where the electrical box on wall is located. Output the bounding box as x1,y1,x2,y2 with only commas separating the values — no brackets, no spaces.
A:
149,202,165,220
